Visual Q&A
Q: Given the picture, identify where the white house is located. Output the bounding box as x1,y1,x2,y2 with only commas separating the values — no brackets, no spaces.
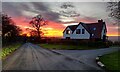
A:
63,19,107,41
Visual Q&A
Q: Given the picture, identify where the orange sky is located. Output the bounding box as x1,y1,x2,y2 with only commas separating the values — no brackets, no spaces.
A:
3,2,119,37
12,17,119,37
13,17,65,37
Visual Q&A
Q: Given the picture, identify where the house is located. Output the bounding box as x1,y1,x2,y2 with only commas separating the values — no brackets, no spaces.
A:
63,19,107,41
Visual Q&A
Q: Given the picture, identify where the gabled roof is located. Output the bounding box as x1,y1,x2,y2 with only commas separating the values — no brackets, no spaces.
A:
63,25,78,33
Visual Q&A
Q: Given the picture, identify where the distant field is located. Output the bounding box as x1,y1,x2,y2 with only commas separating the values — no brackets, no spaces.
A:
100,51,120,71
108,36,119,42
39,44,98,50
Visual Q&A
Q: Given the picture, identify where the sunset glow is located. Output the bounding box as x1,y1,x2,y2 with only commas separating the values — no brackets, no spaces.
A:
2,2,119,37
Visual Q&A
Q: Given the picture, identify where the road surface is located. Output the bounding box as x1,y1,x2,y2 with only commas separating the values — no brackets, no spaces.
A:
53,47,120,69
3,43,100,70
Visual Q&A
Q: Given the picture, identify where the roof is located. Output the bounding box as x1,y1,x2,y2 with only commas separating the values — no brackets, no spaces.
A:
63,25,78,33
63,20,107,39
81,22,106,38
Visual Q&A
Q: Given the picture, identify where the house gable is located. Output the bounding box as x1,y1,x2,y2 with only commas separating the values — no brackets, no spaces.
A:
71,23,90,39
63,27,72,39
101,23,107,39
63,25,78,33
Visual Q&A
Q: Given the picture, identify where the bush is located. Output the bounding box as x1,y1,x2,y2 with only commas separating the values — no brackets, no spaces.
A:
113,41,120,46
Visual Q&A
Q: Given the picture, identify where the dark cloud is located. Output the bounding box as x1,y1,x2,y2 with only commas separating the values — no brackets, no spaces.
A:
58,21,77,24
42,11,60,22
2,2,61,23
60,2,74,9
84,16,97,21
2,2,23,17
60,2,80,18
31,2,49,12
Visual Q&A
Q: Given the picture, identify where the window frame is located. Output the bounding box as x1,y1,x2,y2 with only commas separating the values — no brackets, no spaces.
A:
82,29,85,34
76,29,81,34
66,30,71,34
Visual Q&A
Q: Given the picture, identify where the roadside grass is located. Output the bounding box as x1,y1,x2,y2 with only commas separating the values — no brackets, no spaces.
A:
0,43,22,59
100,51,120,71
39,43,97,50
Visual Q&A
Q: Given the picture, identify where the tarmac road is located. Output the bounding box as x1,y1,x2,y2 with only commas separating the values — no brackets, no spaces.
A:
53,47,120,70
2,43,100,70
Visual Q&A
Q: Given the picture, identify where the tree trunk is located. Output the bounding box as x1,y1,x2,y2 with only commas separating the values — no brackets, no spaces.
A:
37,29,41,41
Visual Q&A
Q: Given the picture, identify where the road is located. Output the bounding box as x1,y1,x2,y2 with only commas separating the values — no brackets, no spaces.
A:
53,47,120,69
3,43,100,70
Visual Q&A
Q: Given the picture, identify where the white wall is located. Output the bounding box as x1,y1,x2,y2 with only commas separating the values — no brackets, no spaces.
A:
63,27,72,39
71,24,90,39
101,25,107,39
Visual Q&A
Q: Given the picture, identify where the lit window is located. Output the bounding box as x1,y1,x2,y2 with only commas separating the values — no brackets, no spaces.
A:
93,28,96,30
76,29,81,34
82,29,85,34
66,30,71,34
92,34,94,36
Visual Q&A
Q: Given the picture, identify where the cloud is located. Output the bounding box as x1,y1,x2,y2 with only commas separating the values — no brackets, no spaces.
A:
2,2,23,17
2,2,61,23
31,2,49,12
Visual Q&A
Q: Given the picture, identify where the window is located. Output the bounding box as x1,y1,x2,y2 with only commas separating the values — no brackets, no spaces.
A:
66,30,71,34
92,34,94,36
82,29,85,34
76,29,81,34
93,28,96,30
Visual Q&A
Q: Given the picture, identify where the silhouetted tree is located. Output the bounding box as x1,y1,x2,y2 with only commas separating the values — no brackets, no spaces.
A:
26,28,44,37
29,14,47,40
2,13,21,43
107,1,120,24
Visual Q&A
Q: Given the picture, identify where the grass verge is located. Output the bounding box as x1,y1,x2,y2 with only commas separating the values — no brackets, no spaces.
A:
39,43,98,50
100,51,120,71
0,43,22,59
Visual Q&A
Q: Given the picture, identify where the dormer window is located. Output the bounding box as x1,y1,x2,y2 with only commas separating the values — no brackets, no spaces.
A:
82,29,85,34
76,29,81,34
93,28,96,30
66,30,71,34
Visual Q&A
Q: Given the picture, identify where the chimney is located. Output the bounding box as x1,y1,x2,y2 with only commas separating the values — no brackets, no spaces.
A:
98,19,103,23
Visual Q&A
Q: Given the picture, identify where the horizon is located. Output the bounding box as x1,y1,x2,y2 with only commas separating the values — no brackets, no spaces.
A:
2,2,119,37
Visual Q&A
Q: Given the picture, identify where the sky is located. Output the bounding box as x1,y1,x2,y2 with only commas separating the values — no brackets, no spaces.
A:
2,2,119,37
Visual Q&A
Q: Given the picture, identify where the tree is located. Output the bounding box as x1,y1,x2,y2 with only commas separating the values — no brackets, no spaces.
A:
107,1,120,24
2,13,22,43
26,28,44,38
29,14,47,40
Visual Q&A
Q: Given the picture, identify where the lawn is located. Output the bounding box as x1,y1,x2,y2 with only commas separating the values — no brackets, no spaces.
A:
100,51,120,71
39,43,97,50
0,43,22,59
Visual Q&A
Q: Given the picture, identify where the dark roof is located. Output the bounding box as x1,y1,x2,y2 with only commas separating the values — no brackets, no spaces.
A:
63,25,78,33
68,25,78,33
80,22,106,38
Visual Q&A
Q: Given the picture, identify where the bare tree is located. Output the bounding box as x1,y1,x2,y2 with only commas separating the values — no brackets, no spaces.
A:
29,14,47,40
107,1,120,24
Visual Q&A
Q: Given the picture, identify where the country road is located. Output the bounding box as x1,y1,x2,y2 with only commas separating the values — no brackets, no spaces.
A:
2,43,100,70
